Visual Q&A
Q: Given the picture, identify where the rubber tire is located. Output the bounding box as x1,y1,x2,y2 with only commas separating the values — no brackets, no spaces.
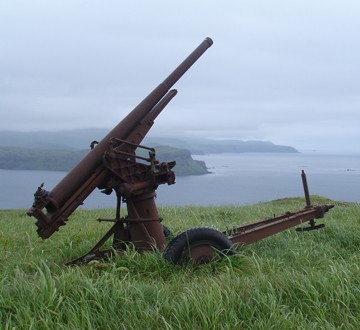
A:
163,227,236,265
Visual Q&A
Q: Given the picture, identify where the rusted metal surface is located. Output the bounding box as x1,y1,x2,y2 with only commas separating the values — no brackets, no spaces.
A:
227,203,333,246
226,171,333,247
162,171,334,265
27,37,335,266
302,169,312,207
27,38,213,264
27,38,213,242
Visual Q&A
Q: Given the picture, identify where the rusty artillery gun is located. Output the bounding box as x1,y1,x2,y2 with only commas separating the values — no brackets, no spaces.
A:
28,38,334,266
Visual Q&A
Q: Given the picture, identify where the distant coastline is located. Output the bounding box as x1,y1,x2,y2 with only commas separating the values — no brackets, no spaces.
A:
1,153,359,209
0,129,298,175
0,146,209,176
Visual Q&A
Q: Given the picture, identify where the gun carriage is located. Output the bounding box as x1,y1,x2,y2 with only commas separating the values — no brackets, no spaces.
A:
28,38,334,265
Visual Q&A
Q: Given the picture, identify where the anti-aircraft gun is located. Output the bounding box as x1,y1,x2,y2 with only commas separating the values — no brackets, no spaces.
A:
28,38,334,265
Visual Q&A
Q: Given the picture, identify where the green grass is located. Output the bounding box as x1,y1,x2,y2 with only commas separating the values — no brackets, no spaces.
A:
1,196,360,329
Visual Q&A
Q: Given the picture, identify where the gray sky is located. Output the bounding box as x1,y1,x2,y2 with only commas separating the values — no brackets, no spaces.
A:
1,0,359,153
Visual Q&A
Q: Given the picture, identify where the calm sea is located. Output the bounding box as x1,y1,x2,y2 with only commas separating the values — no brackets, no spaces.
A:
1,153,359,210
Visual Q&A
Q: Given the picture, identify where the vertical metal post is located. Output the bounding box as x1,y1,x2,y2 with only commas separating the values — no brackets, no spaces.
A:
301,170,312,207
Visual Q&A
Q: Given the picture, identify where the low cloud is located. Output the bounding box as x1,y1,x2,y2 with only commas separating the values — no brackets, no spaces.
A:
1,0,359,153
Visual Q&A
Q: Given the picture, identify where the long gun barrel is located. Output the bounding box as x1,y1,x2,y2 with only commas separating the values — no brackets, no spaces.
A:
28,37,213,239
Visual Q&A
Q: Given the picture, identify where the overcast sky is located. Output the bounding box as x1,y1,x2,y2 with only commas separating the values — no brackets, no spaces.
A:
1,0,359,153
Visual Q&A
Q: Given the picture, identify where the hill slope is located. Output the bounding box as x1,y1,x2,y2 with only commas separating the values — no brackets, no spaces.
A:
0,129,299,153
0,145,209,175
1,198,358,329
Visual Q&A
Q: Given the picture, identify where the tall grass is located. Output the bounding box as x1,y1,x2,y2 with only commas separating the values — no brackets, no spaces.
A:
1,196,360,329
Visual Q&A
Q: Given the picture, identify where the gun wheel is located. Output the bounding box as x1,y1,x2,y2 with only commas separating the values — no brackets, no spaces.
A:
163,227,236,265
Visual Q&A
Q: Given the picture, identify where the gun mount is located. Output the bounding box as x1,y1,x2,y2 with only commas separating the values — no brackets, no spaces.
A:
28,38,334,266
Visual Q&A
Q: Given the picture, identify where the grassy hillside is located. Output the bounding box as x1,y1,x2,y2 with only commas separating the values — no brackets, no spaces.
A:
1,197,360,329
0,146,88,171
154,145,209,175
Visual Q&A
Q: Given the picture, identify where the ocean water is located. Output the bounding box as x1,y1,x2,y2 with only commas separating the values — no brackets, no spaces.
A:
158,153,360,206
1,153,359,210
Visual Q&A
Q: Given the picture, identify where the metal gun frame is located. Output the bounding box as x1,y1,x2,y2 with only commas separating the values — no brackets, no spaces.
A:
27,38,334,266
